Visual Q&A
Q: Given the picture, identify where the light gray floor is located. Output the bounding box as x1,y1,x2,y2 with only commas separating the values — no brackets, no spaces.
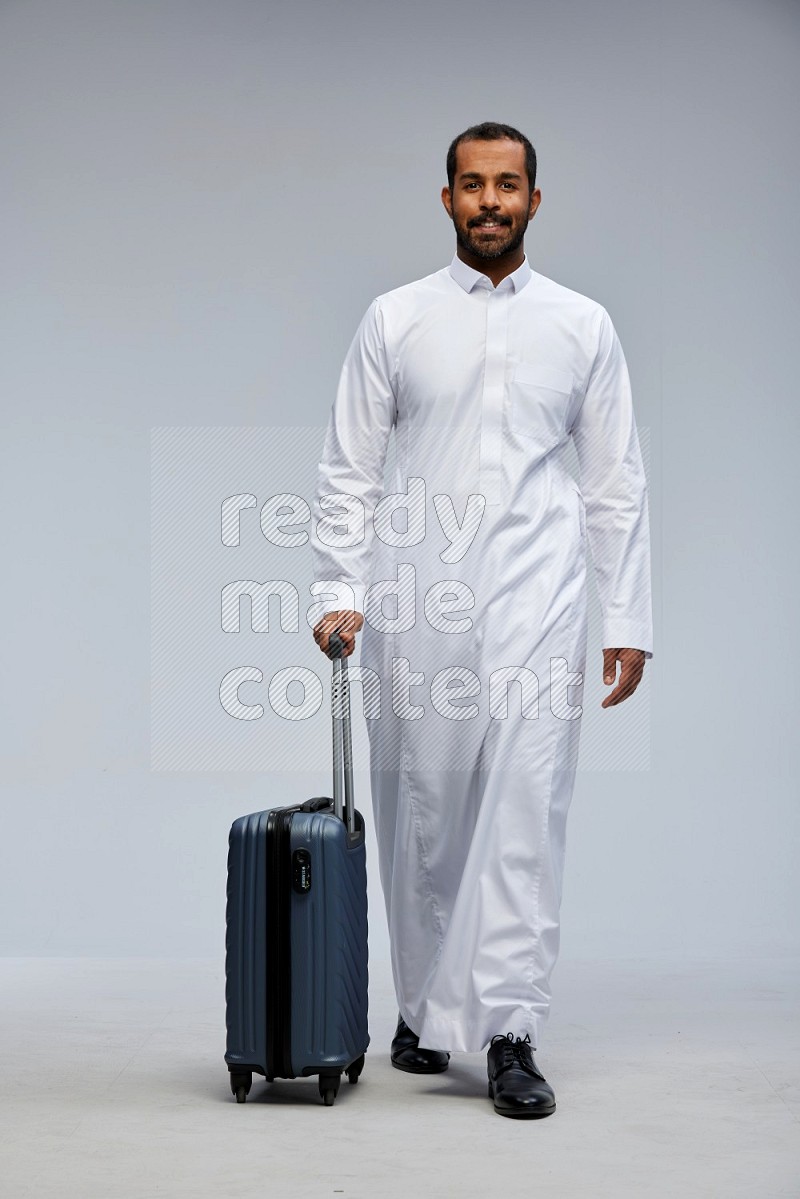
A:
1,956,797,1198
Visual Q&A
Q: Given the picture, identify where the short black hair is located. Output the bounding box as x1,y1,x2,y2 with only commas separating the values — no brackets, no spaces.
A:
446,122,537,194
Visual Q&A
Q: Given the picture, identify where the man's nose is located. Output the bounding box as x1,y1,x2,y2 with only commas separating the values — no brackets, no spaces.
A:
480,189,500,210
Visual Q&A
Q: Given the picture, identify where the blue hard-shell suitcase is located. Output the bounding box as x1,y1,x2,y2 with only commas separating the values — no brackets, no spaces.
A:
224,632,369,1105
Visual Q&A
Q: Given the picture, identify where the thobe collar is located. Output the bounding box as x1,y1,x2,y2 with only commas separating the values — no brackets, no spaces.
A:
448,251,533,294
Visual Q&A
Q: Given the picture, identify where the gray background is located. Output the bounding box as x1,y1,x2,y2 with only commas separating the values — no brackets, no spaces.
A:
1,0,797,965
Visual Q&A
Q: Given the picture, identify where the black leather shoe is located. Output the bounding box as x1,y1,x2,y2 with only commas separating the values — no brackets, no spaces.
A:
487,1032,556,1118
391,1012,450,1073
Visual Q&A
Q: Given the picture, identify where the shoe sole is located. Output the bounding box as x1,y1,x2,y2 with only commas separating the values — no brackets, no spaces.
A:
487,1080,556,1118
391,1057,450,1074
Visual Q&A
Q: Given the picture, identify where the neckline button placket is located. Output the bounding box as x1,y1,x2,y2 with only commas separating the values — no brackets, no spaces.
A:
478,287,509,506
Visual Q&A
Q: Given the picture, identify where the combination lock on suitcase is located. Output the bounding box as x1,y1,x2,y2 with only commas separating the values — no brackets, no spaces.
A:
224,632,369,1106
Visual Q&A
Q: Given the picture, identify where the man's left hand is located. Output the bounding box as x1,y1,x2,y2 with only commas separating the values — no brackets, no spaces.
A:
601,648,647,708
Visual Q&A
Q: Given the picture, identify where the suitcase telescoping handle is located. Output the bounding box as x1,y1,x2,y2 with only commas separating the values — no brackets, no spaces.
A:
327,631,356,836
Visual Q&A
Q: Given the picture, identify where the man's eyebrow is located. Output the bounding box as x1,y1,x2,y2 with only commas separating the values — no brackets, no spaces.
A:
458,170,524,181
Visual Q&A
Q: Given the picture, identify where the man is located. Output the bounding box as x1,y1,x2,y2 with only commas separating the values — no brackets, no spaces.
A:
311,121,653,1119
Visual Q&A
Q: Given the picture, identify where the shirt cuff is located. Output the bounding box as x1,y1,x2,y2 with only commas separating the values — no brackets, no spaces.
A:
312,581,367,619
601,620,653,660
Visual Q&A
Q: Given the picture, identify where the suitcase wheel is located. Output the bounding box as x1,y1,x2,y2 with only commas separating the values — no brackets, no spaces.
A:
346,1054,365,1085
318,1071,341,1106
229,1070,252,1103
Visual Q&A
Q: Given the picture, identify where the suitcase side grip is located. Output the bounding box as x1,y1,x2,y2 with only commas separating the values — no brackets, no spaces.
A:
300,797,333,814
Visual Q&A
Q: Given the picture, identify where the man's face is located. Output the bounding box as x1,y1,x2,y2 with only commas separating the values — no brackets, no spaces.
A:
442,137,540,260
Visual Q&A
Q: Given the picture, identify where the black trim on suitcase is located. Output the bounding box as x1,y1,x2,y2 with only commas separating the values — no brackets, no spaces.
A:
266,807,293,1079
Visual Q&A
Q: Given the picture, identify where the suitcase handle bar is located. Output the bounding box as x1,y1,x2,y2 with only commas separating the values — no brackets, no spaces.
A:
327,631,355,835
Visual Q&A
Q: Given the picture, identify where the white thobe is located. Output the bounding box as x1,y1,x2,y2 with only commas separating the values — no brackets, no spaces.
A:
311,252,653,1052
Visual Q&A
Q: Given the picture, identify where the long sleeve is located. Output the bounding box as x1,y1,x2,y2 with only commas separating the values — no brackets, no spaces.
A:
310,297,397,619
569,307,654,659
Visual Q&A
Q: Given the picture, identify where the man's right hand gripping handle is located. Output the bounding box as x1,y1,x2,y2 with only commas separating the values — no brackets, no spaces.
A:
313,609,365,659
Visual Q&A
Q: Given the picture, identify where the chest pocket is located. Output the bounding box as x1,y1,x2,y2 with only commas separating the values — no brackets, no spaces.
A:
509,362,574,459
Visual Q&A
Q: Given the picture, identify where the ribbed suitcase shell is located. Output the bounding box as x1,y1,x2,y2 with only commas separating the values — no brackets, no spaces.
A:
225,797,370,1087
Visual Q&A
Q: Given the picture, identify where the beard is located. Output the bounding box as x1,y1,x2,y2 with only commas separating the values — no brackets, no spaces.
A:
452,212,528,260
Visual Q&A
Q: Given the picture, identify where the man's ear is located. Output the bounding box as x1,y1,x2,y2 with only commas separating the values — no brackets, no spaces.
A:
528,187,541,219
441,186,453,218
